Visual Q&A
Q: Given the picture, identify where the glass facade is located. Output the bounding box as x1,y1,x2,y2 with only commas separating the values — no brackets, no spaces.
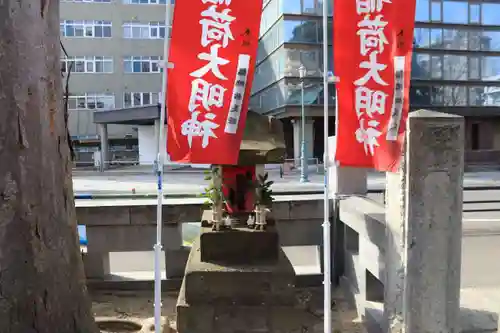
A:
252,0,334,113
252,0,500,114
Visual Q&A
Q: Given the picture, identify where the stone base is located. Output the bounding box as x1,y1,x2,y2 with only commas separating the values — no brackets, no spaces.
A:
177,281,318,333
200,226,279,264
182,238,295,306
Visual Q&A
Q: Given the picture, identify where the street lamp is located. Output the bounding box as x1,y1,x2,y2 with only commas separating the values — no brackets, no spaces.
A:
298,64,309,183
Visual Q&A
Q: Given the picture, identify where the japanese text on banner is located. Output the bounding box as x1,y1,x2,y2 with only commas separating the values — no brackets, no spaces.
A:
333,0,416,171
166,0,262,164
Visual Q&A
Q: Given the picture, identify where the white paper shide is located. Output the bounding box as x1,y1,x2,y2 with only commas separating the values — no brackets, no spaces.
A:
181,0,250,149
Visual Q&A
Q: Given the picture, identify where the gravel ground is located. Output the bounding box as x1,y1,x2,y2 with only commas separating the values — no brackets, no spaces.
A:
91,288,365,333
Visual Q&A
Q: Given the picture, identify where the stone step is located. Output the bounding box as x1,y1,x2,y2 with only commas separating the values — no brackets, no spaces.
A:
184,239,296,306
177,300,319,333
199,225,280,265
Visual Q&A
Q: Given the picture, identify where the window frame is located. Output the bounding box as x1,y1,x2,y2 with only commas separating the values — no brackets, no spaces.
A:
61,56,114,74
60,20,112,38
123,56,163,73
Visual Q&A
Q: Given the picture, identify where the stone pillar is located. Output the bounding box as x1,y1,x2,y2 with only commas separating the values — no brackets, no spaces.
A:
98,123,109,171
384,110,464,332
292,118,314,166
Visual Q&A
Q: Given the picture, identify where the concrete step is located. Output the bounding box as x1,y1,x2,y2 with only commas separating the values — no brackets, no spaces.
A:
183,240,296,307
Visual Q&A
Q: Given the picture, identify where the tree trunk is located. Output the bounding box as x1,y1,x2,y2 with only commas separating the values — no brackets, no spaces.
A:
0,1,99,332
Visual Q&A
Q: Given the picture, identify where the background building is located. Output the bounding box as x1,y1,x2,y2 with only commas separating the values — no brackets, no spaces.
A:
61,0,500,166
411,0,500,165
60,0,172,162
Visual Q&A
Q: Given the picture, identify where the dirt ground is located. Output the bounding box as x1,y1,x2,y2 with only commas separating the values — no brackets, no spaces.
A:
91,287,365,333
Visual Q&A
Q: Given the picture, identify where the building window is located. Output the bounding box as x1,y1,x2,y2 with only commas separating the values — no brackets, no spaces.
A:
443,0,468,24
123,56,162,73
61,56,113,73
430,0,442,22
415,0,430,22
123,22,169,39
469,3,480,24
67,93,115,110
123,0,174,4
123,92,160,107
482,3,500,26
61,0,111,2
60,20,112,38
283,20,320,44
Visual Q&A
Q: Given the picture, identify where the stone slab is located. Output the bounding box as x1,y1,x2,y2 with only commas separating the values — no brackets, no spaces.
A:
176,281,318,333
200,226,280,264
184,239,296,306
86,224,181,253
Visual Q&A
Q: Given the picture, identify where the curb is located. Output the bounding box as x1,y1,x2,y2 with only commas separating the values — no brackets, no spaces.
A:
74,190,328,200
73,185,499,200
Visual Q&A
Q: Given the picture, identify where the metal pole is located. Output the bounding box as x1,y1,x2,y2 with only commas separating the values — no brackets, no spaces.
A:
154,2,172,333
322,0,331,332
300,78,309,183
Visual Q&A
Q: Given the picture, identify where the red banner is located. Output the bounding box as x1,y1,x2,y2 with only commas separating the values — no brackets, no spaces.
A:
333,0,416,172
166,0,263,165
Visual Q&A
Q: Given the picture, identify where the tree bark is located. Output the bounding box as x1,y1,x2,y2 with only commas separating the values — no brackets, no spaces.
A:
0,1,99,332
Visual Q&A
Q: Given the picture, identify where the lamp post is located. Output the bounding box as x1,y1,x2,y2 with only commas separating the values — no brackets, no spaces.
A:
298,65,309,183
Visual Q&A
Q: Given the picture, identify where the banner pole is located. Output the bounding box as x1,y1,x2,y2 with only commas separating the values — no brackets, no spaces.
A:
154,2,172,333
322,0,331,332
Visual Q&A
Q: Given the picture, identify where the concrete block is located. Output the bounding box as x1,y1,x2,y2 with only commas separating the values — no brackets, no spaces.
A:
272,201,291,220
165,247,190,279
177,280,318,333
213,305,271,333
288,199,326,220
177,282,215,333
163,223,182,250
327,136,369,196
183,240,295,306
129,206,156,225
275,218,323,246
339,197,386,252
86,224,181,253
82,252,110,279
77,206,130,226
199,227,279,264
165,204,203,224
359,237,384,281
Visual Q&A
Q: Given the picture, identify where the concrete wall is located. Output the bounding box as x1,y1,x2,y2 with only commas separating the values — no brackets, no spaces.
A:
77,198,329,281
138,125,161,165
68,109,135,139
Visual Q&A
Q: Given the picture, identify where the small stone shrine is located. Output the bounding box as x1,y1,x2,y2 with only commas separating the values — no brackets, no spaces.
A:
176,110,299,333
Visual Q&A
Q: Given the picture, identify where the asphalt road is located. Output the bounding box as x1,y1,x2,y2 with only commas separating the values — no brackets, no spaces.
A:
72,168,500,195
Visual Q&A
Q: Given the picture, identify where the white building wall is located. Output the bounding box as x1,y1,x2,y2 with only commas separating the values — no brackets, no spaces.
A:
138,125,162,165
137,124,210,168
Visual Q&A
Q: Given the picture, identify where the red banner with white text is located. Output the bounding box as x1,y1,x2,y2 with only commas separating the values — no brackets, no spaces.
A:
333,0,416,172
166,0,263,165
